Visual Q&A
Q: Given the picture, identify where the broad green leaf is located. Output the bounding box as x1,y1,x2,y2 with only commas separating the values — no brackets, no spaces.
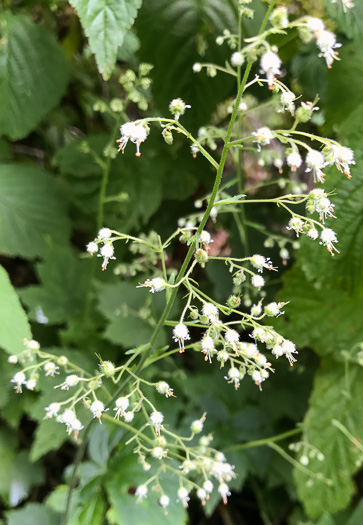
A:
289,102,363,291
0,429,16,497
30,419,69,463
0,265,31,355
135,0,237,124
294,358,363,519
0,13,69,140
323,0,363,40
0,164,70,258
347,501,363,525
323,43,363,134
78,492,105,525
69,0,142,79
275,265,363,357
20,243,90,324
6,503,58,525
106,455,187,525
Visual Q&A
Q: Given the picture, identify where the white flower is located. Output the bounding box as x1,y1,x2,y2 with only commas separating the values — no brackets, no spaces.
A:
61,409,77,433
226,367,241,389
173,323,190,353
217,350,229,366
251,370,264,390
238,101,247,112
200,230,213,246
180,460,194,474
97,227,111,240
287,151,302,171
45,403,60,419
260,51,281,89
24,339,40,351
265,302,284,317
218,483,231,504
137,277,166,293
316,30,341,69
306,17,325,38
315,196,335,224
282,339,298,366
231,51,245,67
135,485,148,502
251,327,266,342
156,381,173,397
320,228,339,255
114,397,129,418
251,303,262,317
70,418,84,440
202,302,219,323
8,355,18,364
306,149,326,184
124,411,134,423
203,480,214,494
224,329,240,350
210,206,218,220
44,362,59,377
11,372,26,393
307,227,319,240
331,145,355,178
191,418,204,434
250,254,273,272
98,243,116,271
62,375,80,390
117,122,148,156
177,487,190,508
159,495,170,511
272,343,284,358
251,275,265,288
90,400,107,421
26,379,37,391
286,217,304,236
241,342,259,358
86,241,98,255
193,62,202,73
152,446,167,460
197,488,207,504
169,98,191,120
150,411,164,435
252,127,274,150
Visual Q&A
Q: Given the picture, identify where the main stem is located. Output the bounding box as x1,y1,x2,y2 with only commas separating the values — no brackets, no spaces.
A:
63,3,276,522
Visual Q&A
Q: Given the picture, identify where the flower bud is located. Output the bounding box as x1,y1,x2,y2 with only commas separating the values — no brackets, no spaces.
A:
227,295,241,309
189,307,199,320
162,127,173,145
57,356,68,366
100,360,115,377
195,248,209,268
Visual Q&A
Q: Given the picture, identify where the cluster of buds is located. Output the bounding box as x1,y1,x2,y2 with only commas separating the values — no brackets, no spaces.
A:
86,227,116,271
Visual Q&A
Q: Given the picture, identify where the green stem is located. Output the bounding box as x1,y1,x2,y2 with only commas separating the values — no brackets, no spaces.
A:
225,427,302,452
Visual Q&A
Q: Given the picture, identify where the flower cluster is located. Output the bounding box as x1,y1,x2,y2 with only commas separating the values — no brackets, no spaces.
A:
117,122,149,156
86,227,116,271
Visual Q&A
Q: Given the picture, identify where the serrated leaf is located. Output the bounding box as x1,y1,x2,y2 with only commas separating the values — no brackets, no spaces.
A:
96,281,166,348
20,243,90,324
69,0,142,79
6,503,58,525
0,164,70,258
0,265,31,355
106,455,187,525
294,358,363,519
0,13,69,140
135,0,237,124
275,265,363,357
30,419,68,462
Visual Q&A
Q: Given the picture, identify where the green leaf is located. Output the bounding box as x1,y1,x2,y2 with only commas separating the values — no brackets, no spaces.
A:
20,243,90,324
96,281,165,348
323,0,363,40
9,451,44,506
294,358,363,519
30,419,68,463
106,455,187,525
0,164,70,258
347,501,363,525
6,503,58,525
135,0,237,124
69,0,142,79
0,265,31,355
0,13,69,140
275,265,363,357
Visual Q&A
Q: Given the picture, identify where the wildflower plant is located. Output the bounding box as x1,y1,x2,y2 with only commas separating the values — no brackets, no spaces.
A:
1,0,363,523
